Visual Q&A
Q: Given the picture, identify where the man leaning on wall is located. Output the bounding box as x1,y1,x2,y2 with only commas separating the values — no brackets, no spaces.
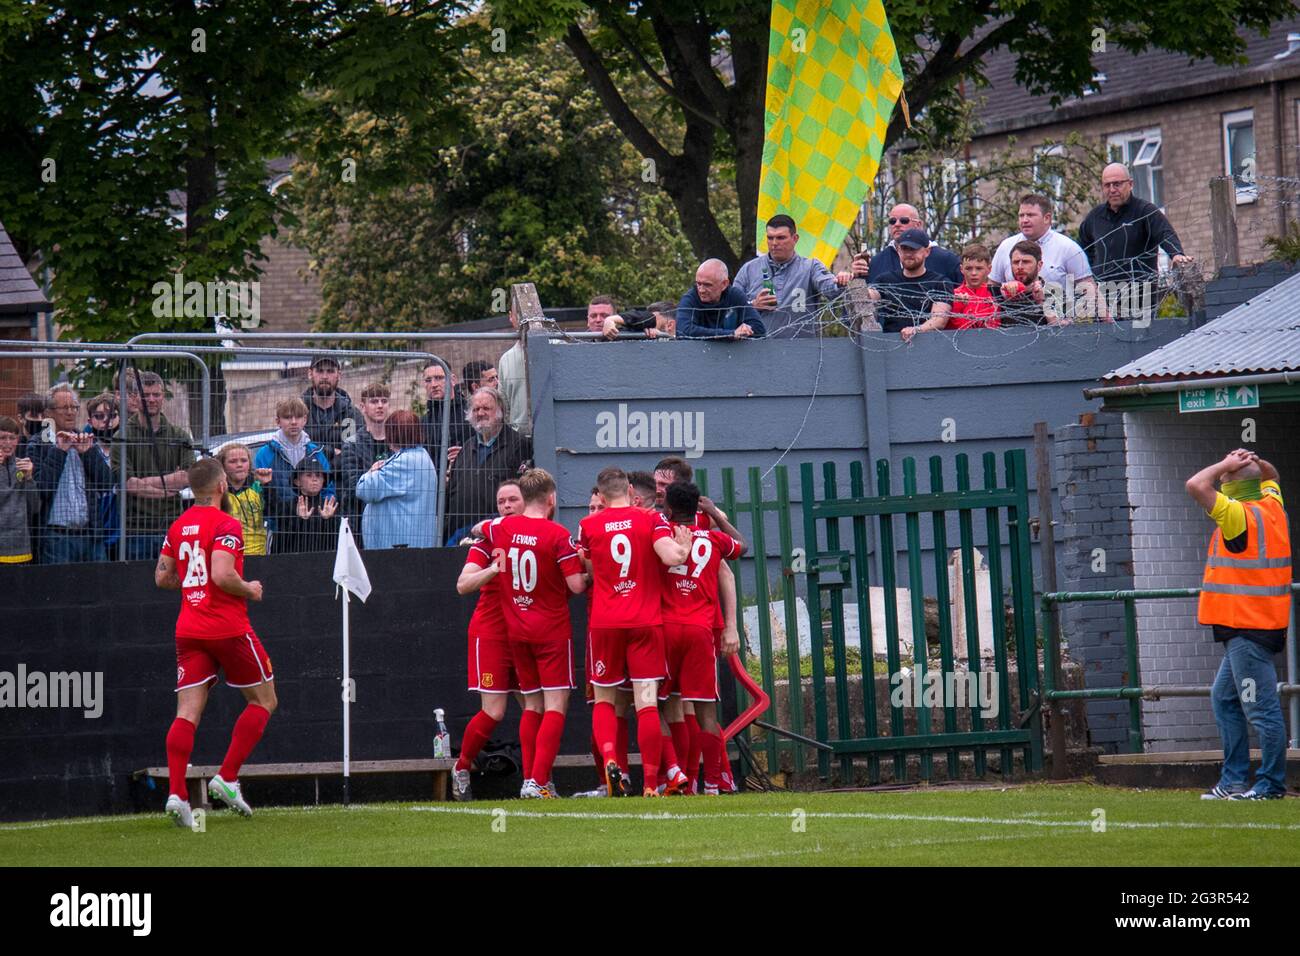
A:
1185,448,1292,800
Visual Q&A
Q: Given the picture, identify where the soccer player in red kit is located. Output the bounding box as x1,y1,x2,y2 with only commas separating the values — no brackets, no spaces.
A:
580,467,690,796
654,456,741,791
452,478,527,801
479,468,586,798
154,458,276,829
662,480,745,793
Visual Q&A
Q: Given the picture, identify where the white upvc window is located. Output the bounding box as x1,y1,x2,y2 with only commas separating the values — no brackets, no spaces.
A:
1222,109,1257,203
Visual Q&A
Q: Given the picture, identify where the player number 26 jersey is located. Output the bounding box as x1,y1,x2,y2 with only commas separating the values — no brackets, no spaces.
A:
162,505,253,640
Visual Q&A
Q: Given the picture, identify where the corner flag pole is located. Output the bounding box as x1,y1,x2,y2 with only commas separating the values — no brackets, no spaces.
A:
333,517,371,809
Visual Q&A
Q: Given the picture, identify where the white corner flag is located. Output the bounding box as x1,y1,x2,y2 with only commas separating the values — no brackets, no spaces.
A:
333,516,371,602
333,517,370,806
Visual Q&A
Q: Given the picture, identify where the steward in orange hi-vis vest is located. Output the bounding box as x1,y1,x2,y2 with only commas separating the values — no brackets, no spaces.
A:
1197,493,1292,631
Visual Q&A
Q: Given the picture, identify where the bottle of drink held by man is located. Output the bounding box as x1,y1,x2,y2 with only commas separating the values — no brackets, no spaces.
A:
433,707,451,759
762,269,774,295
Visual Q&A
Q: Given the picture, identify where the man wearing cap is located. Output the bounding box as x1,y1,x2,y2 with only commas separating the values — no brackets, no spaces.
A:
301,355,358,463
864,204,963,285
867,228,954,335
1185,449,1291,800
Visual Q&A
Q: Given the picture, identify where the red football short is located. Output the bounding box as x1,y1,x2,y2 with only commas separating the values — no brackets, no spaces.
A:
511,639,574,694
588,626,665,686
663,622,719,701
584,630,596,704
468,632,518,694
175,633,273,691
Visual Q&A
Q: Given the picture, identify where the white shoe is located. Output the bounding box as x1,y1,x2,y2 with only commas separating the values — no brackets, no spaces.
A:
572,788,608,798
165,794,194,829
520,778,543,799
208,774,253,816
450,766,472,801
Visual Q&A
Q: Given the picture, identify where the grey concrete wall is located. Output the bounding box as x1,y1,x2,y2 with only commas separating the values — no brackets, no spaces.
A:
1124,407,1300,752
529,321,1191,603
1054,412,1136,753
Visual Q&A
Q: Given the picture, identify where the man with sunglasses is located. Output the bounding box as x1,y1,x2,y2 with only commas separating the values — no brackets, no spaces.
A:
864,205,963,285
1078,162,1191,284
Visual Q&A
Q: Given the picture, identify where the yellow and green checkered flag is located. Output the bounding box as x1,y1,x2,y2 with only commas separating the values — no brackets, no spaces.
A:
759,0,904,265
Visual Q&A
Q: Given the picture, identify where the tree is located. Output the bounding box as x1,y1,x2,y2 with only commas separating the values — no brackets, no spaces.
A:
287,39,709,329
493,0,1296,271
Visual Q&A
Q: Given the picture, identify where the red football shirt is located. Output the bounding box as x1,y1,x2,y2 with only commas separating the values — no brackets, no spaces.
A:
948,282,1001,329
465,542,507,640
162,505,253,640
482,514,582,643
578,505,672,629
661,526,743,628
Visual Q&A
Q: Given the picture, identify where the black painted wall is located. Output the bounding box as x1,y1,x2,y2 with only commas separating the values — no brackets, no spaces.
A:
0,549,598,821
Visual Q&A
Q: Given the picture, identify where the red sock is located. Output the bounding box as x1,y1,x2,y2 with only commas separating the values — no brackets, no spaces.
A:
615,716,630,774
166,717,196,800
669,720,689,775
683,714,701,786
532,711,565,785
456,711,499,772
218,704,270,782
701,730,723,787
590,731,604,775
636,707,662,792
519,709,542,781
592,701,618,766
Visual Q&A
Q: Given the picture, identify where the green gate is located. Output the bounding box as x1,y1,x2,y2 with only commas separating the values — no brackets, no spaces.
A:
701,450,1044,784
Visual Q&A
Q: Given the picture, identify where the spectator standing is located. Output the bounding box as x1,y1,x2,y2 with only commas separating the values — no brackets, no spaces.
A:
253,398,333,522
733,214,868,336
84,393,121,560
864,204,963,285
302,355,357,465
0,416,38,565
902,242,1000,339
676,260,766,340
339,383,392,543
269,458,339,554
497,308,531,436
601,301,677,340
991,194,1103,319
30,385,115,563
868,229,953,335
462,360,499,396
1079,162,1192,284
585,295,618,333
999,240,1064,326
218,443,269,556
444,387,533,544
16,392,45,458
356,410,439,549
422,360,470,471
119,371,194,561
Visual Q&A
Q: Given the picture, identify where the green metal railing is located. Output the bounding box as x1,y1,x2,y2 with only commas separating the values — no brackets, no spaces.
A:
701,450,1043,785
1042,584,1300,754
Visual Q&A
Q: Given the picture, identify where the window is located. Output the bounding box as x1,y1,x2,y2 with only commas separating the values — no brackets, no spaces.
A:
920,159,978,244
1222,109,1257,203
1033,144,1066,226
1106,128,1164,208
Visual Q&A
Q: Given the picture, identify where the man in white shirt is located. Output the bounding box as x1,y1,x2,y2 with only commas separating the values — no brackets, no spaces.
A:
991,194,1109,320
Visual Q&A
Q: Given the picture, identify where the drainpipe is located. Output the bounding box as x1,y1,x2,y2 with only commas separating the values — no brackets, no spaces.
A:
1273,79,1287,239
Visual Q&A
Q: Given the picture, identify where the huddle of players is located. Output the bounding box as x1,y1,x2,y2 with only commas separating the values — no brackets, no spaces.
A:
453,457,746,798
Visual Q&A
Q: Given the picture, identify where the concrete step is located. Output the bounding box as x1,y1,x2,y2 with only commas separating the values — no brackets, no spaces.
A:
1094,749,1300,790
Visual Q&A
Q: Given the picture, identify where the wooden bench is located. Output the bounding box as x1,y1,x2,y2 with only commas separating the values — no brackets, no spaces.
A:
132,753,646,807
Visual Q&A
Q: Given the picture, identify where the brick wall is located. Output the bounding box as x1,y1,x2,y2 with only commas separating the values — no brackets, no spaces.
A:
1054,411,1135,753
1123,408,1300,752
959,79,1300,269
254,235,321,333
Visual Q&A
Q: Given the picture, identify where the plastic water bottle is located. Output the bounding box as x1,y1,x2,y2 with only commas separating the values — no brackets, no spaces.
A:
433,708,451,759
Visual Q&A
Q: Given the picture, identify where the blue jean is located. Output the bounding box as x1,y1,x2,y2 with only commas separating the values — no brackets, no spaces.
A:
41,528,106,565
124,533,166,562
1211,636,1288,795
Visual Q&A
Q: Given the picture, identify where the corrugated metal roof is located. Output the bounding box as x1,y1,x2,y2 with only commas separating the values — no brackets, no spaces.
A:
1102,271,1300,384
0,218,52,315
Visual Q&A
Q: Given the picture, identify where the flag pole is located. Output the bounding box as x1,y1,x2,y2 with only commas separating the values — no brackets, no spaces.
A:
342,585,351,807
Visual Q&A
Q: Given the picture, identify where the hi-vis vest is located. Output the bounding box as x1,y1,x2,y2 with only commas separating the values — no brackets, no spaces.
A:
1198,495,1293,631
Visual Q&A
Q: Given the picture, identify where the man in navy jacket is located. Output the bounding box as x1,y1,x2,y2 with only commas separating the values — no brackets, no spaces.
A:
676,259,766,340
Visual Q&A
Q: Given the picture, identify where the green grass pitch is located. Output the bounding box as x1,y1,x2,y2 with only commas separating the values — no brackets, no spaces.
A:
2,783,1296,866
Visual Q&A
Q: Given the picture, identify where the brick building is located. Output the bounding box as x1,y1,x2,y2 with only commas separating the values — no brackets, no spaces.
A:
0,218,52,416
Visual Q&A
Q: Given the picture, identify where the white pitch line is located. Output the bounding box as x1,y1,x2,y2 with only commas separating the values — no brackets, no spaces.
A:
615,843,828,867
